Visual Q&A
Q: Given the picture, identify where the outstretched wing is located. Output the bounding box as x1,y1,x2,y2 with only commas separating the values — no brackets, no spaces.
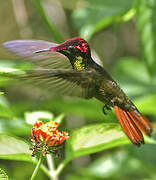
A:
3,40,97,98
3,40,72,69
22,69,96,99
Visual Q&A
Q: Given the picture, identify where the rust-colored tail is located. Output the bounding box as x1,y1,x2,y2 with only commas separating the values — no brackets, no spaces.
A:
114,105,152,146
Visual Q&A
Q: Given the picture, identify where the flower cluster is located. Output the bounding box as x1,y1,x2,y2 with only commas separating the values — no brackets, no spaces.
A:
31,120,69,156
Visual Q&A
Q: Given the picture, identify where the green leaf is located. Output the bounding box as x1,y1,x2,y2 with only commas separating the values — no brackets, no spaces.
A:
84,144,156,179
0,95,14,119
65,123,130,162
0,168,8,180
136,0,156,77
0,134,32,162
0,104,14,119
0,67,25,87
0,67,25,76
0,119,31,136
65,123,156,162
0,60,31,87
72,0,134,40
112,57,156,98
85,150,128,178
135,93,156,115
53,114,64,124
25,111,54,125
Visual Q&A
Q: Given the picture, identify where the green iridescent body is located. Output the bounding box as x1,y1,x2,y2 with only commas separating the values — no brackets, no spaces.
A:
68,53,135,112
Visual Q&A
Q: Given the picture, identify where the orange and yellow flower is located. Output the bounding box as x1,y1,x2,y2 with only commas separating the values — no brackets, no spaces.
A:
31,120,69,155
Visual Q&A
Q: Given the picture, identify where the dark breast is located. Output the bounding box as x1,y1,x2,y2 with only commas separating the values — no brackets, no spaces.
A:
92,65,133,110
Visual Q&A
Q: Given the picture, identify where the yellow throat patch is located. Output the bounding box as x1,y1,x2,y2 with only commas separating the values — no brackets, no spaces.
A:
74,56,85,70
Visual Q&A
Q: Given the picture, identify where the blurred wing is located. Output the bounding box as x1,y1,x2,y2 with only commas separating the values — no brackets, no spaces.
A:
3,40,72,69
23,69,96,99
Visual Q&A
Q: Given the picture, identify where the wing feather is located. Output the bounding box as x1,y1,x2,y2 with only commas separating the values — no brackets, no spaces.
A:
21,69,96,99
3,40,71,69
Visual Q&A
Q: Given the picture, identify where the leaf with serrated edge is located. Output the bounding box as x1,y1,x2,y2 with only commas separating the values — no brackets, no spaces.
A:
0,168,8,180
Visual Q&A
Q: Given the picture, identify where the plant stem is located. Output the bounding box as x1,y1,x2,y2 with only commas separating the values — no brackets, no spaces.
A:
55,160,68,176
33,0,64,43
40,164,52,178
31,154,44,180
32,157,52,178
46,154,59,180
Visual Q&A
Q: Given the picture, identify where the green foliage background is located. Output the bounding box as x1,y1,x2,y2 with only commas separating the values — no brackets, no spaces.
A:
0,0,156,179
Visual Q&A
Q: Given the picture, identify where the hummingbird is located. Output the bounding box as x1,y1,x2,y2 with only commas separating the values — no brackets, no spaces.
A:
3,37,152,146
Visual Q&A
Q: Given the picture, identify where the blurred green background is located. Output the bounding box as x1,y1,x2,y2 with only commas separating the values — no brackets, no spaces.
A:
0,0,156,179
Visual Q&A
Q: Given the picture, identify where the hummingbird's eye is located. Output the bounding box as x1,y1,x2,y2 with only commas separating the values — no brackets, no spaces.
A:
67,46,75,51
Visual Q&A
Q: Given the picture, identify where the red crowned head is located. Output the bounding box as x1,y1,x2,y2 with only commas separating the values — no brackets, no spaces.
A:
50,37,91,59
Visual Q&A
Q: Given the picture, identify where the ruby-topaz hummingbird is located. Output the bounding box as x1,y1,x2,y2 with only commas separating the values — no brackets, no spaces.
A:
3,37,152,146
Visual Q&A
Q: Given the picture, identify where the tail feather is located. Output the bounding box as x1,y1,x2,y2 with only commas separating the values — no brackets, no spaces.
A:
114,105,152,146
128,111,152,135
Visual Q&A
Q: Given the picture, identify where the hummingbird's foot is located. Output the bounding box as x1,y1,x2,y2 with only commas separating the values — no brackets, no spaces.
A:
102,105,112,115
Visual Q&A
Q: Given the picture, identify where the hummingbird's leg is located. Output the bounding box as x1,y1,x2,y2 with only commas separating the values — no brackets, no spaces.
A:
102,105,112,115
